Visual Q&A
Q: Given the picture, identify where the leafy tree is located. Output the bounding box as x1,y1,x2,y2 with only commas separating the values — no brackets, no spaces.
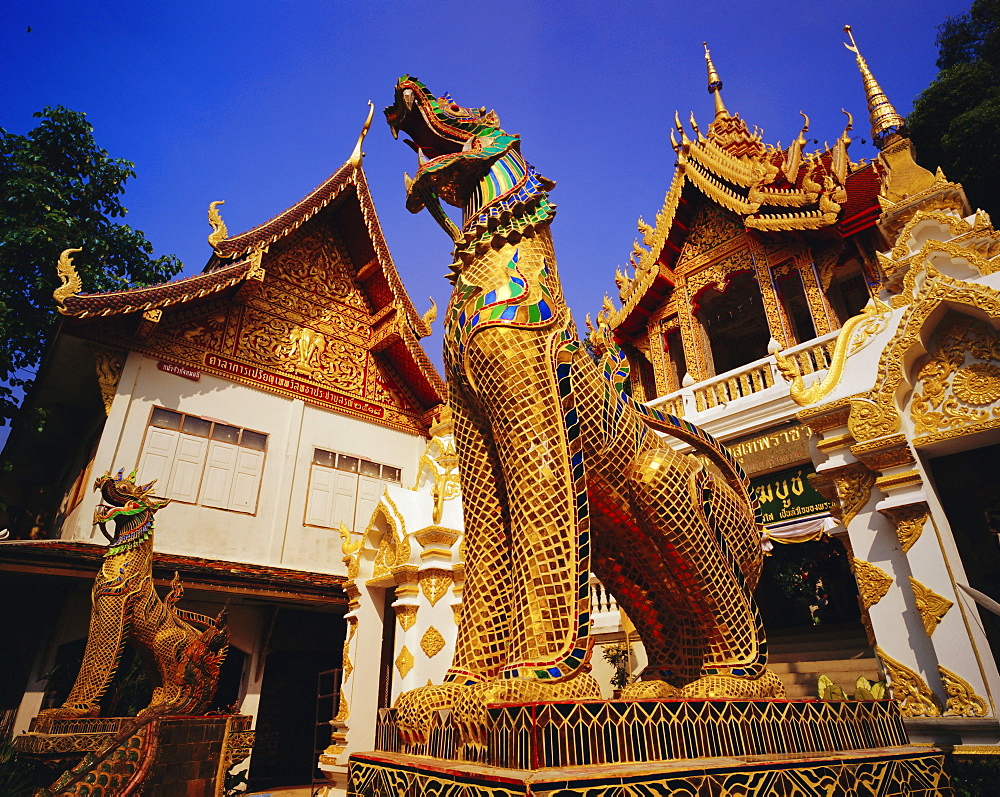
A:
0,106,182,425
908,0,1000,218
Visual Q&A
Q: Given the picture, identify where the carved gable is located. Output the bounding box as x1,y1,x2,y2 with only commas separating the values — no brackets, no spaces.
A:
677,202,744,268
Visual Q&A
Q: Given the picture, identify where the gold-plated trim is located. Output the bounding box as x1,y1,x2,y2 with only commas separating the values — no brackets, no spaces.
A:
420,626,446,658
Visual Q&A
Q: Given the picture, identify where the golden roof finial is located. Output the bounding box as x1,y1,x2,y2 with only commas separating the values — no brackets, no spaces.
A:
844,26,906,149
703,42,728,119
349,100,375,167
53,247,83,308
207,201,228,252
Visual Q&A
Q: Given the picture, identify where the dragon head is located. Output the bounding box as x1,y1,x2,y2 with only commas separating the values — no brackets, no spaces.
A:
384,76,509,213
93,468,169,538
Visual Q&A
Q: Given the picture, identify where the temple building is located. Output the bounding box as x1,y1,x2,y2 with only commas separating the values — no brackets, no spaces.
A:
601,35,1000,745
0,120,444,791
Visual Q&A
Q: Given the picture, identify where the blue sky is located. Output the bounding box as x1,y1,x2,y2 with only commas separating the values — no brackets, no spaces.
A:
2,0,970,377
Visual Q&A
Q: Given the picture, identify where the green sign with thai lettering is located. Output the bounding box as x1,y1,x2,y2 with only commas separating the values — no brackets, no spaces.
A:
751,465,832,526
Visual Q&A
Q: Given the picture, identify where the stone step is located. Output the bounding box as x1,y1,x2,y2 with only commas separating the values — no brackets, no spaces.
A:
770,658,880,675
769,647,872,663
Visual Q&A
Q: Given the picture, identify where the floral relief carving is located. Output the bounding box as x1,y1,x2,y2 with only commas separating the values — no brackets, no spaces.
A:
910,313,1000,442
269,225,366,309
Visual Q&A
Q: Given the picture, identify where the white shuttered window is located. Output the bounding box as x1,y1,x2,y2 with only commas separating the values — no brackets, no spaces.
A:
136,408,267,514
305,449,401,531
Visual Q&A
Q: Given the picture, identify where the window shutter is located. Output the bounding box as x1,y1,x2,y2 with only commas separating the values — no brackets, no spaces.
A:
332,472,359,532
138,427,179,493
306,465,336,527
355,476,383,535
200,441,237,509
167,434,208,502
229,447,264,513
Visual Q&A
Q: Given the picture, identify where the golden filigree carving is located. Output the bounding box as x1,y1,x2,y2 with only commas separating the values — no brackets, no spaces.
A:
939,665,988,717
852,558,893,609
395,604,418,631
90,346,126,415
875,646,941,718
851,265,1000,442
420,626,446,658
419,569,452,606
880,503,928,553
830,463,876,526
911,313,1000,442
395,646,414,678
207,201,228,251
54,247,83,308
909,577,953,636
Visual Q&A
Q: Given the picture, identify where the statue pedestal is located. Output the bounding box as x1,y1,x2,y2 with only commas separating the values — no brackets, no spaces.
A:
348,699,953,795
16,714,254,795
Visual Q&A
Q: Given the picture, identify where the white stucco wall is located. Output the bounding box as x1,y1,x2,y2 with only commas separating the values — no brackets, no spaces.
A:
60,352,426,575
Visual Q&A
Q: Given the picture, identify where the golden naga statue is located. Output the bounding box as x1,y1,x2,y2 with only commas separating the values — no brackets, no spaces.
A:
39,469,228,721
383,78,783,745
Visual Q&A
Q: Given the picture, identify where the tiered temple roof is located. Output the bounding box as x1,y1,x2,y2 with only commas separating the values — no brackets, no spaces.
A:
53,114,445,431
610,41,891,337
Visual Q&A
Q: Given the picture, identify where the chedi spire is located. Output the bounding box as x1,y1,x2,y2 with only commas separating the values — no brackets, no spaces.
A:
843,25,906,149
704,42,729,120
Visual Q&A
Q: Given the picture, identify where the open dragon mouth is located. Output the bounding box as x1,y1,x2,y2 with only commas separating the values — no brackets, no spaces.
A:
384,79,475,161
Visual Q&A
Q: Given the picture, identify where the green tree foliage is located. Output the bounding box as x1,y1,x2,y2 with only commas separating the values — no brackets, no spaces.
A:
0,106,182,424
908,0,1000,218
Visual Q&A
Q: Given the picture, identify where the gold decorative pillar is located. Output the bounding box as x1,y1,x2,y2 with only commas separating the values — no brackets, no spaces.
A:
795,252,834,337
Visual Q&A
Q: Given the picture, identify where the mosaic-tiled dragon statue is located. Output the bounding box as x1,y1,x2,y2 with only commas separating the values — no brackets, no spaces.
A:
384,78,783,745
35,470,228,795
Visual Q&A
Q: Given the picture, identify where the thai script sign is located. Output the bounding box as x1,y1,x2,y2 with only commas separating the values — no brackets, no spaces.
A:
203,353,384,418
728,423,811,476
157,361,201,381
751,465,833,526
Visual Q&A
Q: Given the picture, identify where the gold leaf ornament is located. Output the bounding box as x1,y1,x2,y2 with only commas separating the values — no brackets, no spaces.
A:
852,558,893,609
395,646,414,678
420,626,446,658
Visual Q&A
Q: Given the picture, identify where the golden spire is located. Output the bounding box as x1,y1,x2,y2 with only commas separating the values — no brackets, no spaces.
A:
703,42,728,119
844,26,906,148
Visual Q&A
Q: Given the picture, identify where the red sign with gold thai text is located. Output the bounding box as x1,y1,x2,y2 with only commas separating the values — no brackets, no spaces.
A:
203,353,384,418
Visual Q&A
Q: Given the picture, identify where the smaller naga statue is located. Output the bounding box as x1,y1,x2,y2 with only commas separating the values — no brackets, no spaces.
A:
40,469,228,721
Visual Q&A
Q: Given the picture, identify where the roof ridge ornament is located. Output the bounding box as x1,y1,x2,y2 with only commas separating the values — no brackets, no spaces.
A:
207,200,228,252
54,247,83,309
843,25,906,149
703,42,728,119
349,100,375,168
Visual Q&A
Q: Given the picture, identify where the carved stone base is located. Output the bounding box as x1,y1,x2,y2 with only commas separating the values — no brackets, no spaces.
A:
348,699,952,795
349,747,951,796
